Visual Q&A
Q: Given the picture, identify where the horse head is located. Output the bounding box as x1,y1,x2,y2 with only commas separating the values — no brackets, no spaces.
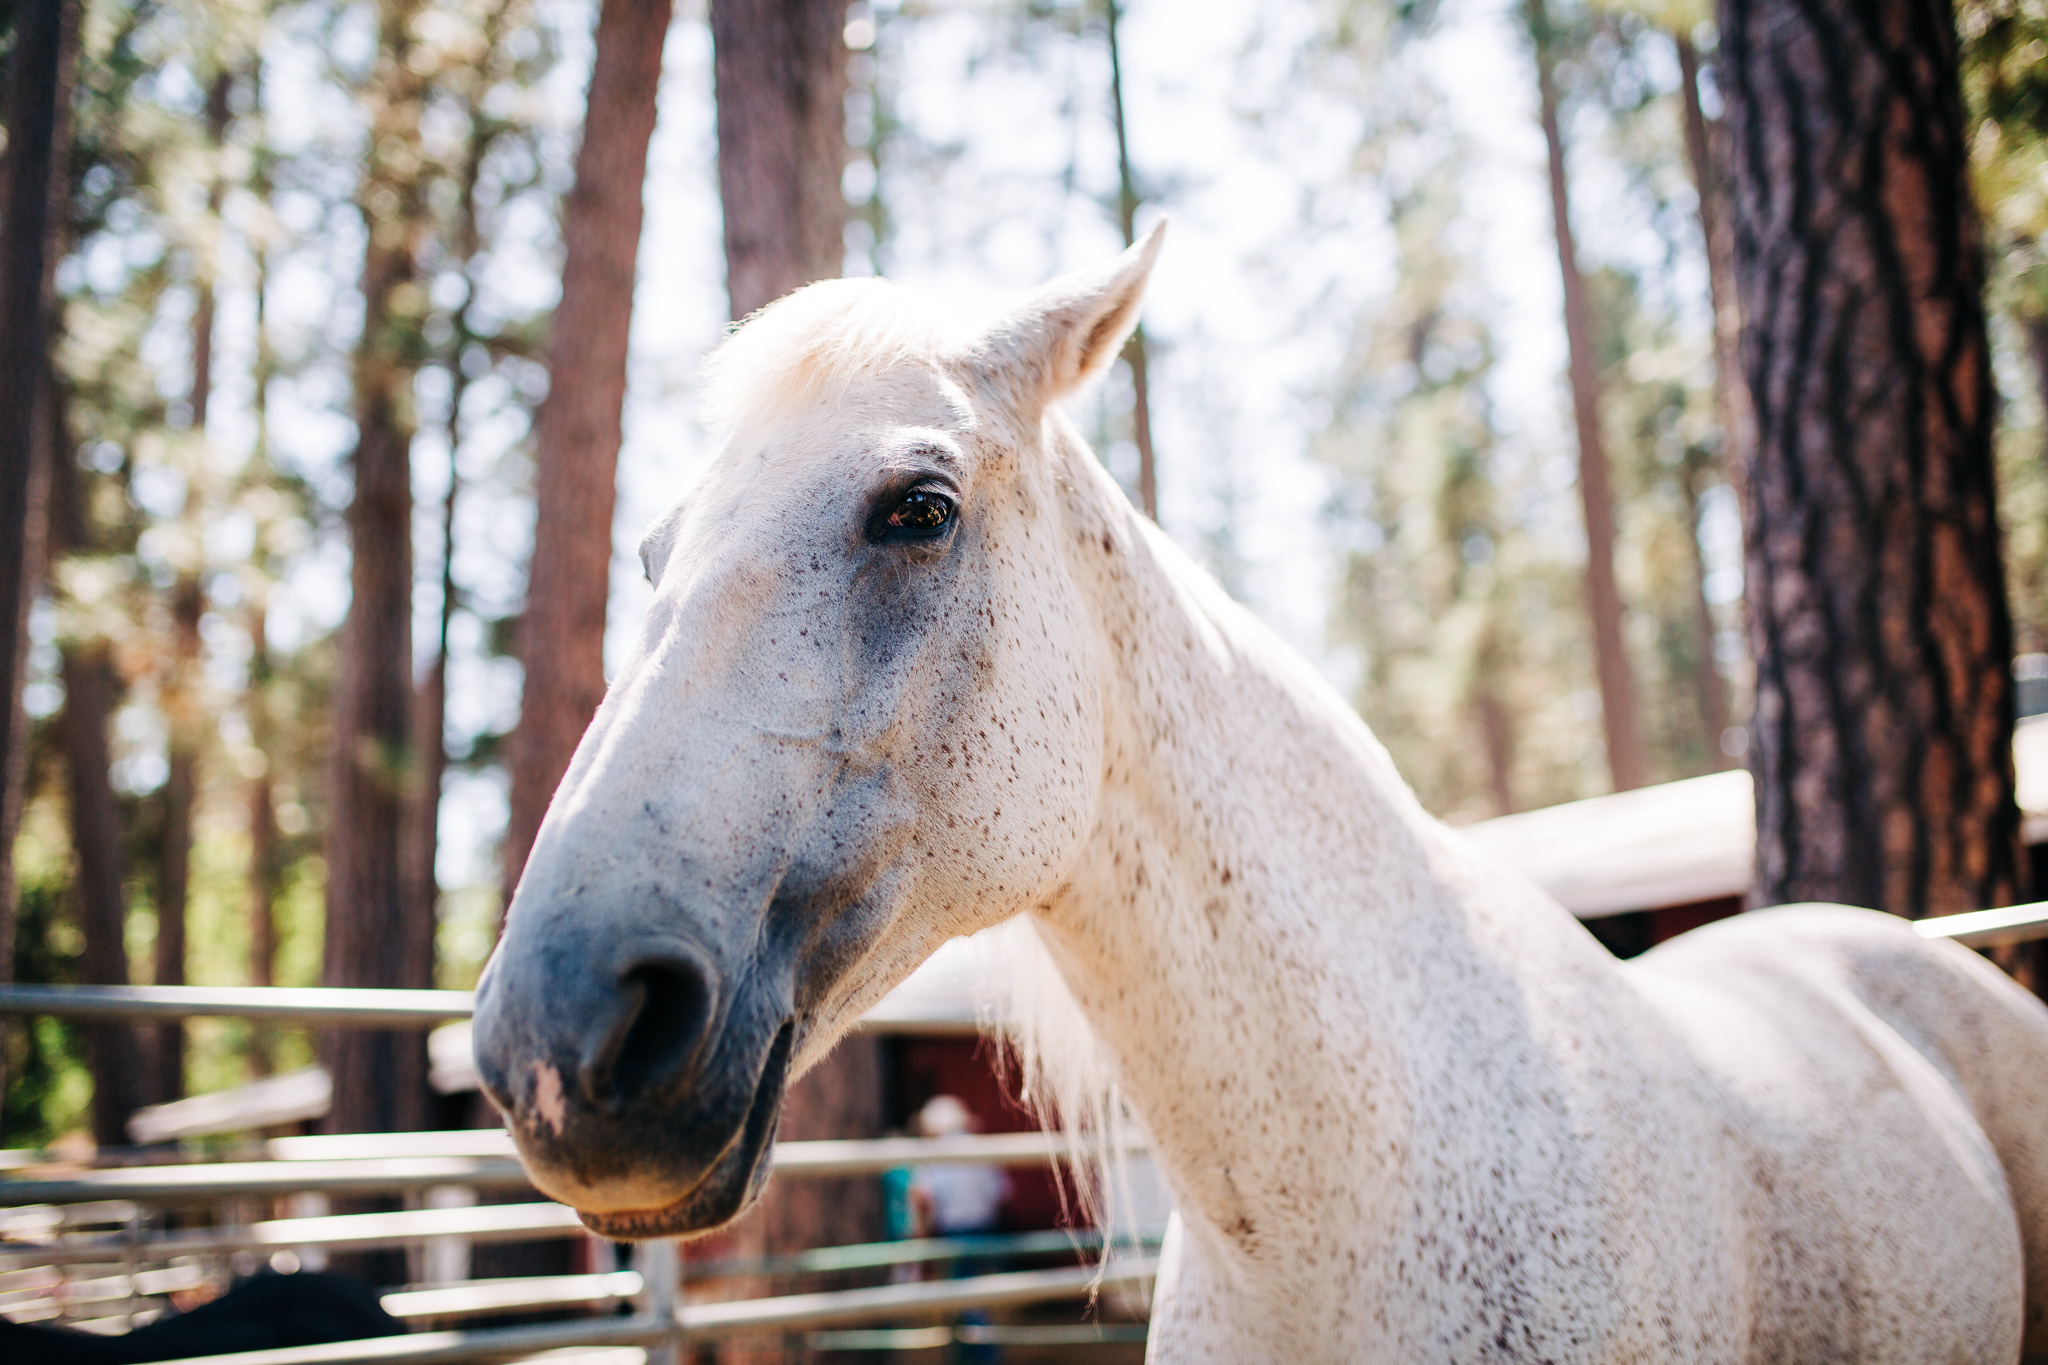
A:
470,227,1164,1238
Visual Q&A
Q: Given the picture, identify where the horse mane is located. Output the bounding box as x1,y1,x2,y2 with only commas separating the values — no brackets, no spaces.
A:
701,277,960,432
980,913,1144,1256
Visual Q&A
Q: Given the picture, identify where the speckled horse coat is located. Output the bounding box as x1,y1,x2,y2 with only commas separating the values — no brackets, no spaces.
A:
472,226,2048,1362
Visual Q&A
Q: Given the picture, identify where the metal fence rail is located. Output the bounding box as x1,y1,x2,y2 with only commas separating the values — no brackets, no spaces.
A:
0,984,976,1036
0,1156,533,1206
0,986,474,1027
0,1201,588,1267
129,1259,1158,1365
0,1132,1131,1210
1912,902,2048,948
3,901,2043,1032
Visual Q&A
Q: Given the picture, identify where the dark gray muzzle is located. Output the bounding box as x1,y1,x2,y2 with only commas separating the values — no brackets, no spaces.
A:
470,901,795,1237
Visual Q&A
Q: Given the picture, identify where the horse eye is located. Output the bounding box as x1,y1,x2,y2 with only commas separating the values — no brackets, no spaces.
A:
885,489,954,533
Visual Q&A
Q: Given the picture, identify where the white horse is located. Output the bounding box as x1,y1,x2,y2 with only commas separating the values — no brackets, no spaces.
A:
472,227,2048,1362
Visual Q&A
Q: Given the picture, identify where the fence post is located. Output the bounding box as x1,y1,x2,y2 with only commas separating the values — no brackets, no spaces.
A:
635,1236,680,1365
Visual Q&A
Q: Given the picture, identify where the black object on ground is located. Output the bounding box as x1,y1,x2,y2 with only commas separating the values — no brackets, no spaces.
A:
0,1270,404,1364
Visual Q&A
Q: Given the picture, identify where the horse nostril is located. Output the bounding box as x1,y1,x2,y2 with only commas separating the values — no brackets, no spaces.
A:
582,956,717,1112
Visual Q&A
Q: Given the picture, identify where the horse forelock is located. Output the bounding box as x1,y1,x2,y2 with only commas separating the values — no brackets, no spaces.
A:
701,277,966,434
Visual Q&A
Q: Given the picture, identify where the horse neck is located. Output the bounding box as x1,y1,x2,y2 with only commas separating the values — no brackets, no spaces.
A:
1033,433,1617,1273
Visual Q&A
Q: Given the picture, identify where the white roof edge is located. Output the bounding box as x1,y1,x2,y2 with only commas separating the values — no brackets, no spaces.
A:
1460,715,2048,919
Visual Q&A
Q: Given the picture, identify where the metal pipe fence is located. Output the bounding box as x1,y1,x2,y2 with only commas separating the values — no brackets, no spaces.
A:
0,985,977,1036
0,1131,1132,1209
0,985,474,1027
16,903,2030,1358
0,981,1154,1356
1,897,2040,1032
0,1202,587,1267
129,1259,1159,1365
1910,901,2048,948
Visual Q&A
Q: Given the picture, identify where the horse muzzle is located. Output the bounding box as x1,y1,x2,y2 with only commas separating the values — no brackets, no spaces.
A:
471,921,797,1238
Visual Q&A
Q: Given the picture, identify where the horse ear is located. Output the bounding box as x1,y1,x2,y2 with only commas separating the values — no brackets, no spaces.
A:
971,220,1165,411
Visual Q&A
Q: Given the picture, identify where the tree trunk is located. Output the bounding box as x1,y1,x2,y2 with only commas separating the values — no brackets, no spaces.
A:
246,65,281,1073
1526,0,1646,794
1472,682,1516,817
407,426,462,996
1104,0,1157,520
1679,450,1731,766
247,606,280,1077
152,571,203,1106
407,66,495,1007
23,7,115,1136
323,0,436,1139
143,68,232,1109
711,0,847,319
2029,315,2048,492
0,0,75,996
1720,0,2022,922
1674,34,1738,769
1676,34,1753,503
65,649,148,1141
46,369,145,1147
502,0,672,899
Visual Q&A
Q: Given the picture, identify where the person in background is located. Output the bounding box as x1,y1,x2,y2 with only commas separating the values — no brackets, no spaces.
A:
909,1095,1010,1364
909,1095,1010,1239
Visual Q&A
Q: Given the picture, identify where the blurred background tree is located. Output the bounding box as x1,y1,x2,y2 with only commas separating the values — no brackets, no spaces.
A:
0,0,2043,1183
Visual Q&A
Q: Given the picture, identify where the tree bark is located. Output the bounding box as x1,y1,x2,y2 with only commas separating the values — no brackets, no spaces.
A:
0,0,75,994
1526,0,1646,793
1721,0,2021,920
501,0,672,899
711,0,847,319
323,0,436,1138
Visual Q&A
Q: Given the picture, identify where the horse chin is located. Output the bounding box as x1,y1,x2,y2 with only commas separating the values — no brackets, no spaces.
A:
572,1136,777,1240
561,1021,793,1242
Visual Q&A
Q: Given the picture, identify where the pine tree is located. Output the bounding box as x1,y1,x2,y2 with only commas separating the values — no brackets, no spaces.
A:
1722,0,2023,920
1524,0,1647,793
502,0,672,896
323,0,440,1137
0,0,78,1007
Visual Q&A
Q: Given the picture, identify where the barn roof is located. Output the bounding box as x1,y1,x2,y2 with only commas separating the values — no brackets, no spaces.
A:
872,716,2048,1028
1460,714,2048,920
